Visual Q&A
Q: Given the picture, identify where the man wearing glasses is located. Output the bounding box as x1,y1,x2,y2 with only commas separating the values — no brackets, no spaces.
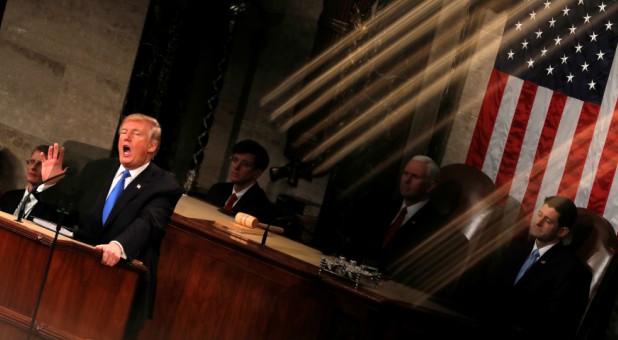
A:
204,139,276,224
0,145,60,222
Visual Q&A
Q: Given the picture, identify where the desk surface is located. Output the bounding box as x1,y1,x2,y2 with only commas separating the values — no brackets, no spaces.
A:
174,194,325,266
0,211,77,241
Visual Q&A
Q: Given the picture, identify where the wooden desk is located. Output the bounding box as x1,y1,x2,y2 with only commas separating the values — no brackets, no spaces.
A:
0,212,145,339
138,195,478,339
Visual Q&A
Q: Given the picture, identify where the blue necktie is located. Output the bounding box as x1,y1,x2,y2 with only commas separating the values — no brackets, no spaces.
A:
102,170,131,224
514,249,540,284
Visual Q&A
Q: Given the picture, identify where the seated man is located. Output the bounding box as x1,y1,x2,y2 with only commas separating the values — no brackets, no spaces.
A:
345,155,469,296
0,145,61,222
204,140,277,224
473,196,591,338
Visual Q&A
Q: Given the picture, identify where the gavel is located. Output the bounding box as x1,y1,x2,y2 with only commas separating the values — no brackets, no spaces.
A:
235,212,285,234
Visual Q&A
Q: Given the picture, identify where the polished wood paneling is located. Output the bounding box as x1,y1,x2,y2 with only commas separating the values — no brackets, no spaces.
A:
0,213,145,339
140,214,337,339
139,209,478,339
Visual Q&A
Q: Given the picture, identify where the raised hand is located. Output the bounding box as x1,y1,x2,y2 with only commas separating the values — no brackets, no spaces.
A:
40,143,67,185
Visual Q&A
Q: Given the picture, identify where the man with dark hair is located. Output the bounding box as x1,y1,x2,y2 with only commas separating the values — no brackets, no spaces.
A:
204,139,276,224
0,144,61,222
477,195,591,338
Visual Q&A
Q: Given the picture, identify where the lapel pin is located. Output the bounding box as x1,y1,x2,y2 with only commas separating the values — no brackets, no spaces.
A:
137,184,141,190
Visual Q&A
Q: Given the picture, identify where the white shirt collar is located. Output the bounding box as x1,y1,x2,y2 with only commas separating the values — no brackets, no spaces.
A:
233,182,255,200
534,240,559,258
117,162,150,180
394,199,429,226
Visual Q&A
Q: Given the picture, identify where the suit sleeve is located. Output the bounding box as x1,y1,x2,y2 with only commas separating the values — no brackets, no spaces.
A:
114,175,182,260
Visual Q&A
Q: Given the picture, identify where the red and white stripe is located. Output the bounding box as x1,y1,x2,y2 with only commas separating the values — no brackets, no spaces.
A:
465,45,618,232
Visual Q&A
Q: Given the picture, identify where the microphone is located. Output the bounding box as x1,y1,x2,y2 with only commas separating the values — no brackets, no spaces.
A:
261,216,293,246
15,169,70,223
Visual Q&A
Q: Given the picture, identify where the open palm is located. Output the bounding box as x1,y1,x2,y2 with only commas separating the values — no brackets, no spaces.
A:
40,143,67,184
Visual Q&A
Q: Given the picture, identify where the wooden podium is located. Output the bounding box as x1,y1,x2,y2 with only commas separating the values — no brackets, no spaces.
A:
0,212,146,339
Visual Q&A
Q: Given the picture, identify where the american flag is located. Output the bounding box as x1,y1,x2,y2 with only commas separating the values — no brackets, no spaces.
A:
465,0,618,230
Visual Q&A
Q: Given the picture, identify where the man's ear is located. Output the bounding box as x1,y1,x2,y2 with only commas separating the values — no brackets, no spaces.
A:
148,141,158,153
558,226,570,238
427,180,437,193
253,169,264,180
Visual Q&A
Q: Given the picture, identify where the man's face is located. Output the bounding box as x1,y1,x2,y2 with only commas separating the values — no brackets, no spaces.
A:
531,203,569,246
26,150,43,187
399,159,435,205
228,152,262,188
118,119,157,170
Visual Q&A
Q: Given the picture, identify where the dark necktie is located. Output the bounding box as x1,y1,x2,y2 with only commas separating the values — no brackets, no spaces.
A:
514,249,540,284
224,193,238,211
383,207,407,247
102,170,131,224
14,192,31,218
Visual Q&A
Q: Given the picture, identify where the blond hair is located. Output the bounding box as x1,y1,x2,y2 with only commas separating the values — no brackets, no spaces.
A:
121,113,162,151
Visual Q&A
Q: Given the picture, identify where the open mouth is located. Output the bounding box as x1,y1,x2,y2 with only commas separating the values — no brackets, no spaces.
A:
123,145,131,156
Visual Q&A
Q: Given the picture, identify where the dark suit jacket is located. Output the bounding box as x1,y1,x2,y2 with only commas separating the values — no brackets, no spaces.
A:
41,158,182,327
343,197,468,297
204,181,276,224
380,201,469,296
0,188,62,222
482,240,591,339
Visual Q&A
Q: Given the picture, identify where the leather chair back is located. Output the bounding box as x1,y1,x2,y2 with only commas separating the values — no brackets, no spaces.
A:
431,163,497,241
565,207,618,339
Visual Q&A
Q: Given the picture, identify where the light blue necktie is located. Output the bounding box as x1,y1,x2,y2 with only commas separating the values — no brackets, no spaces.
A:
514,248,540,284
102,170,131,224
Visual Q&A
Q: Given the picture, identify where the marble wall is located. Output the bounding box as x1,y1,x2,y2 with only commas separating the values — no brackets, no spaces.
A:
0,0,329,208
441,9,506,165
0,0,148,191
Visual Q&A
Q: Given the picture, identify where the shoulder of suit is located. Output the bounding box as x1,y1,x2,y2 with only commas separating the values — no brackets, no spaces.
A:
247,182,265,192
246,183,269,197
142,164,181,187
417,200,447,217
541,243,587,264
209,182,233,191
2,189,24,196
0,189,24,204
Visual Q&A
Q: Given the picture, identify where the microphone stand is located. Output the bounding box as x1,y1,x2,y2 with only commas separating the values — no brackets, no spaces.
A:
16,169,71,339
260,223,272,246
27,209,68,339
260,217,291,246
